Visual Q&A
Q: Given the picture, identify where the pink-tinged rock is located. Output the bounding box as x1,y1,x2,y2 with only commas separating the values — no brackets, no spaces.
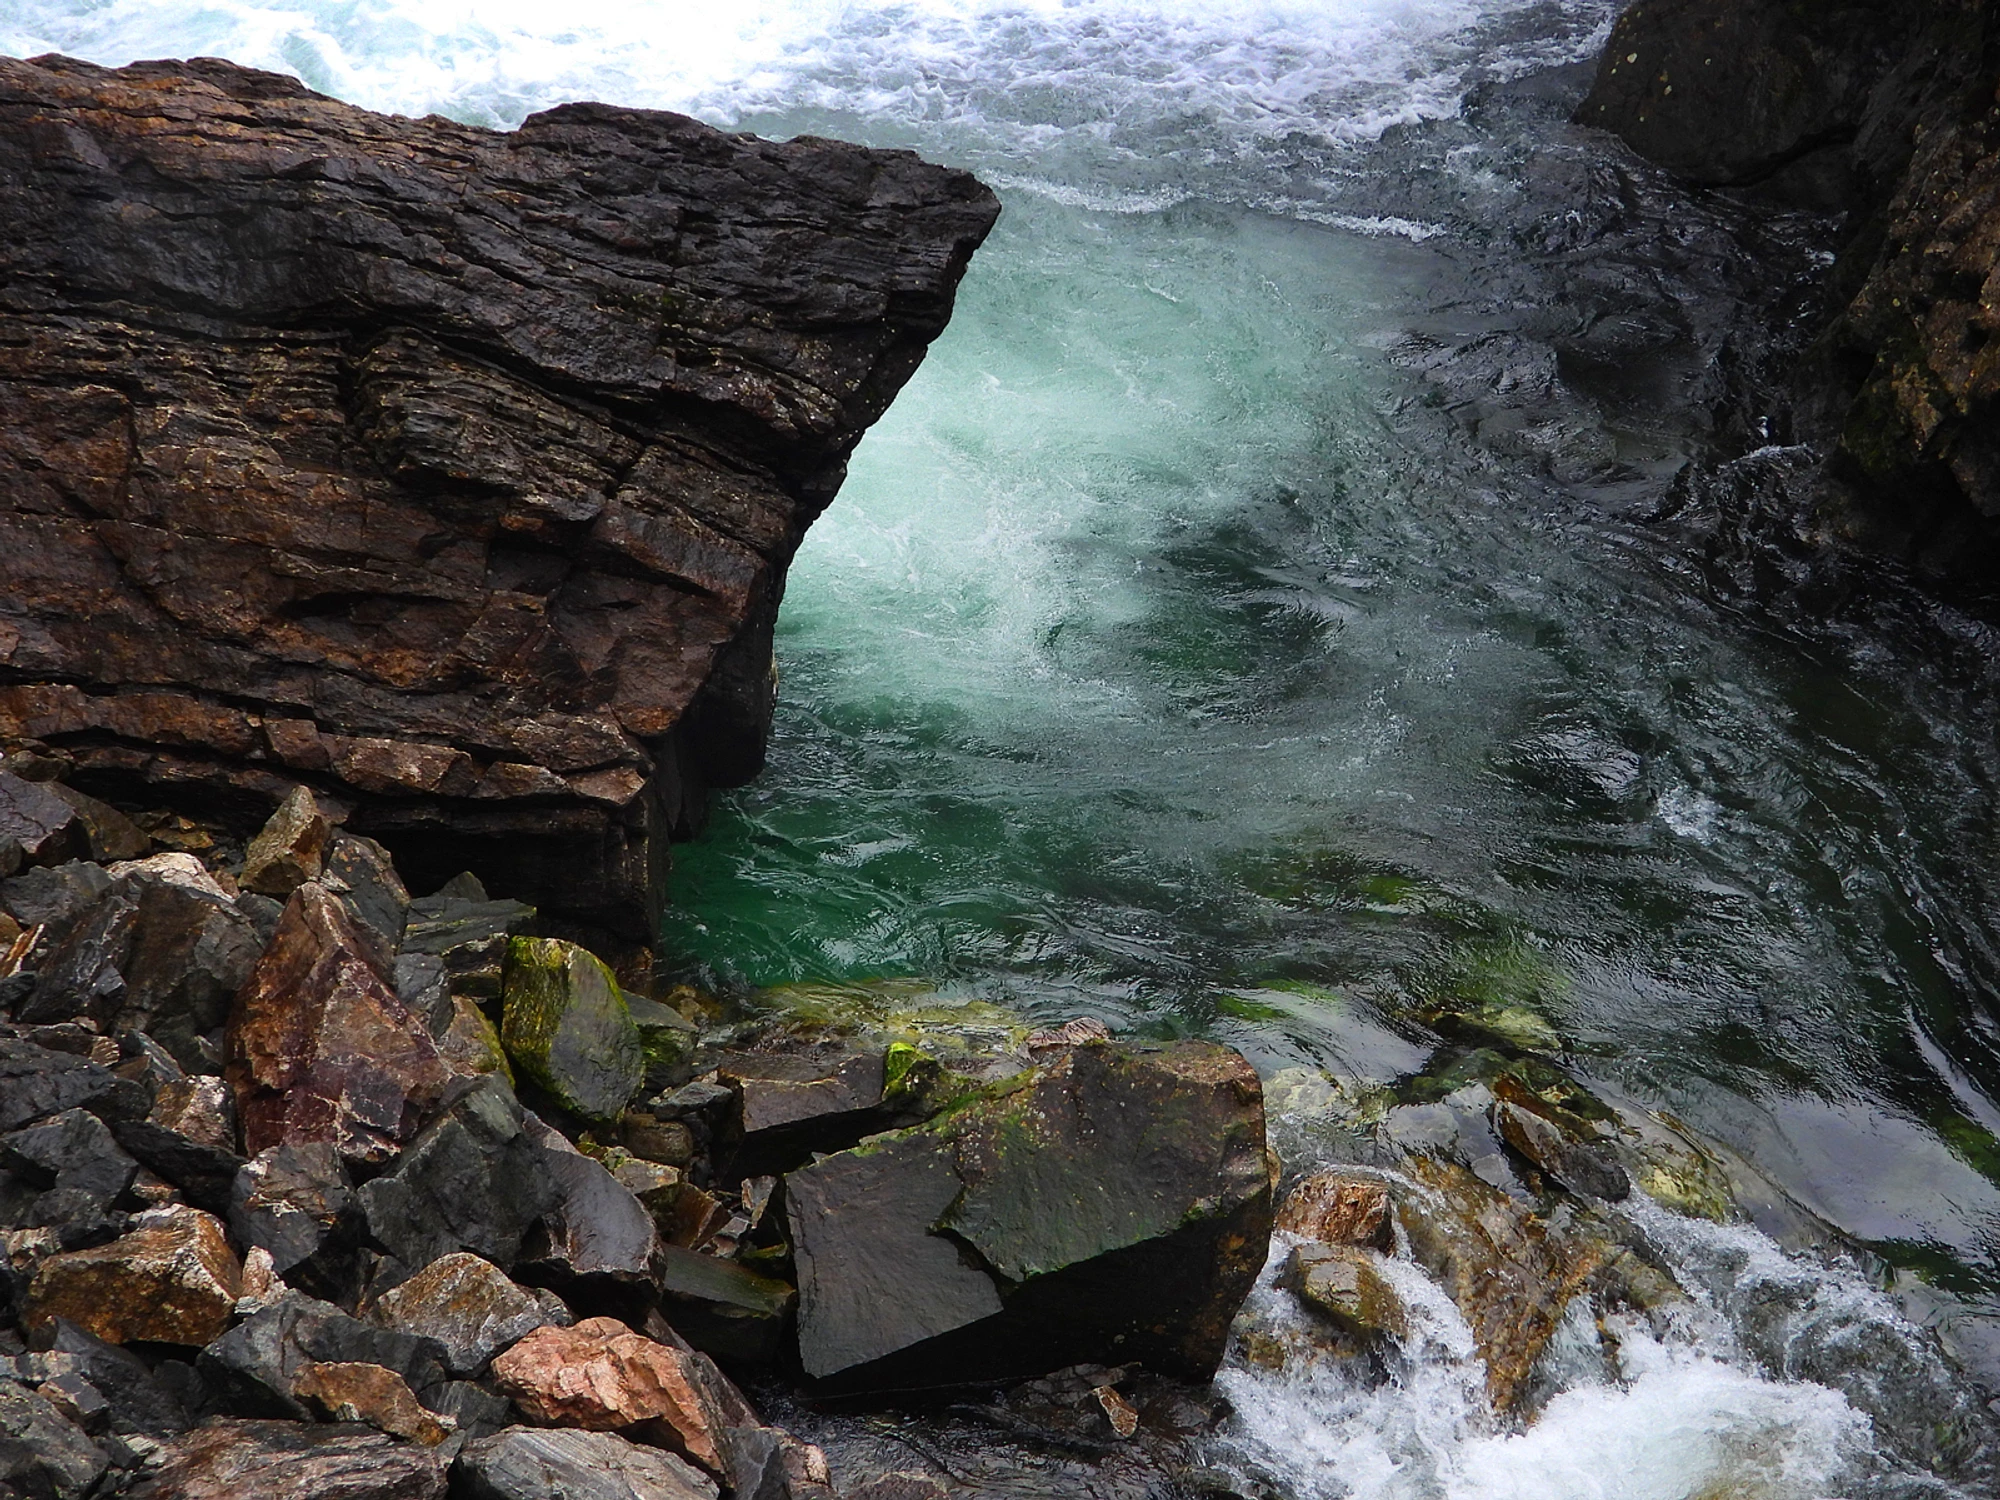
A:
227,883,451,1164
489,1316,732,1475
292,1361,455,1446
23,1205,241,1346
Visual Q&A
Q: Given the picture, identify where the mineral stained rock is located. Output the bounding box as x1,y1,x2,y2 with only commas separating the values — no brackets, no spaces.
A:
363,1251,569,1377
226,882,451,1163
129,1418,451,1500
291,1360,455,1445
1274,1171,1393,1250
23,1205,242,1347
0,54,999,936
786,1040,1276,1394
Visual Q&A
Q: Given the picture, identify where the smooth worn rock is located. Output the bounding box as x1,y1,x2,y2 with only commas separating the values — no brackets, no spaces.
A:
0,1382,107,1500
787,1041,1275,1394
293,1361,454,1445
0,55,997,936
457,1427,720,1500
129,1418,450,1499
490,1317,732,1474
0,774,85,871
364,1252,569,1377
1284,1244,1406,1341
198,1290,446,1421
1492,1098,1630,1201
227,883,450,1163
239,787,332,900
502,937,644,1122
118,1076,245,1213
1275,1172,1394,1250
227,1143,360,1296
24,1205,241,1347
1398,1155,1608,1411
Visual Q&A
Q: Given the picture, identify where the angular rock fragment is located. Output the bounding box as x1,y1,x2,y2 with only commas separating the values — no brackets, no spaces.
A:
1,1107,139,1228
0,773,85,870
490,1317,731,1474
653,1245,795,1368
401,893,536,1002
324,833,410,953
786,1041,1274,1393
0,1383,108,1500
436,994,513,1082
129,1418,450,1499
1492,1097,1630,1201
1275,1171,1393,1250
44,784,150,863
0,861,109,947
364,1252,569,1376
39,1321,193,1436
502,937,644,1122
718,1048,894,1179
239,787,332,900
227,882,450,1163
24,1205,241,1347
457,1427,719,1500
622,1113,696,1169
197,1290,446,1420
117,1075,244,1213
0,1036,128,1130
227,1143,360,1298
293,1360,454,1445
520,1122,662,1295
428,1380,514,1441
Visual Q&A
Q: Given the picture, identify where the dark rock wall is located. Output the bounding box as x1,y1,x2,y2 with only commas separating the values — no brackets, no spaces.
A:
0,55,999,935
1577,1,2000,580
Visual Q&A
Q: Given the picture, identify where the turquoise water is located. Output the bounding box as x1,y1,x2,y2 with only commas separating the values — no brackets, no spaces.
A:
12,0,2000,1491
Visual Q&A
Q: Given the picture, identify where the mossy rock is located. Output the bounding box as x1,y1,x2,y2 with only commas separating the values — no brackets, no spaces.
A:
500,937,644,1122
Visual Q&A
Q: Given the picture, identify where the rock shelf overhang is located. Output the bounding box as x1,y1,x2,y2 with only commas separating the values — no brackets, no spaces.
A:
0,55,1000,936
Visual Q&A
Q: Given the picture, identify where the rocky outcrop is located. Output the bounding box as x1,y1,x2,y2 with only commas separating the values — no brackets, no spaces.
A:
1577,1,2000,577
0,54,999,936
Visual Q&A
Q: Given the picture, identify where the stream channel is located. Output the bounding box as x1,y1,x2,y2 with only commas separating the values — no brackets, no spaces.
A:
10,1,2000,1494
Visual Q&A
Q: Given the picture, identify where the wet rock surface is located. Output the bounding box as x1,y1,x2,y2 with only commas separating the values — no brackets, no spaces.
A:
0,54,997,936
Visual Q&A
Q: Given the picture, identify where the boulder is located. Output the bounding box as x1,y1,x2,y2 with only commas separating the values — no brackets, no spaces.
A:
0,861,110,946
501,937,644,1122
717,1048,900,1180
129,1418,450,1499
118,1075,245,1212
43,784,150,863
518,1121,663,1296
24,1205,241,1347
1274,1171,1393,1250
363,1252,569,1377
490,1317,732,1475
622,1114,697,1169
38,1320,194,1436
786,1040,1275,1393
1492,1097,1630,1201
456,1427,719,1500
435,994,514,1083
0,1036,131,1130
197,1290,446,1420
0,774,85,870
0,1383,107,1500
227,883,450,1163
293,1361,454,1445
400,891,535,1003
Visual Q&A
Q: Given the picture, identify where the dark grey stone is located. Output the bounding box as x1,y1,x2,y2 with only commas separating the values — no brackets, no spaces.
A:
454,1427,718,1500
0,1383,108,1500
196,1291,447,1420
0,1108,138,1227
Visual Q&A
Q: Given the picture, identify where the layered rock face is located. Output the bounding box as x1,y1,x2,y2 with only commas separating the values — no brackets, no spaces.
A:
1577,1,2000,576
0,55,999,935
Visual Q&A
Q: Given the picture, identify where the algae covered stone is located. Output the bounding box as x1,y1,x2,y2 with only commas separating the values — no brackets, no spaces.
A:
501,938,644,1122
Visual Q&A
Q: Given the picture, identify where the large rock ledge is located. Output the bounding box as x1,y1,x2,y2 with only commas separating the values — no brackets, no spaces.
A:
0,55,999,936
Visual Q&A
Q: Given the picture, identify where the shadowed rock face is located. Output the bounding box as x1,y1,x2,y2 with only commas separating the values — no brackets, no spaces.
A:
0,55,1000,935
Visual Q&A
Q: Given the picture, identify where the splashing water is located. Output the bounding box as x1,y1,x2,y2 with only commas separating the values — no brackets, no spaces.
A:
11,1,2000,1493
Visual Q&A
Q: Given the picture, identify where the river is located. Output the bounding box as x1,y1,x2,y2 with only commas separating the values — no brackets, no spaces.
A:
9,1,2000,1494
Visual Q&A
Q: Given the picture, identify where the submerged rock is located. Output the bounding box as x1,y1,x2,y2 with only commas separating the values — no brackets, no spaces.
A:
501,937,644,1122
227,883,450,1164
787,1040,1274,1394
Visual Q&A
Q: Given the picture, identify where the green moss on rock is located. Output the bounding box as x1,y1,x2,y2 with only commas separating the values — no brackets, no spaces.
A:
500,937,644,1122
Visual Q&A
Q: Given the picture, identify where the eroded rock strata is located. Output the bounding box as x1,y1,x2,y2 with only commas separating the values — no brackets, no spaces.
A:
0,54,999,935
